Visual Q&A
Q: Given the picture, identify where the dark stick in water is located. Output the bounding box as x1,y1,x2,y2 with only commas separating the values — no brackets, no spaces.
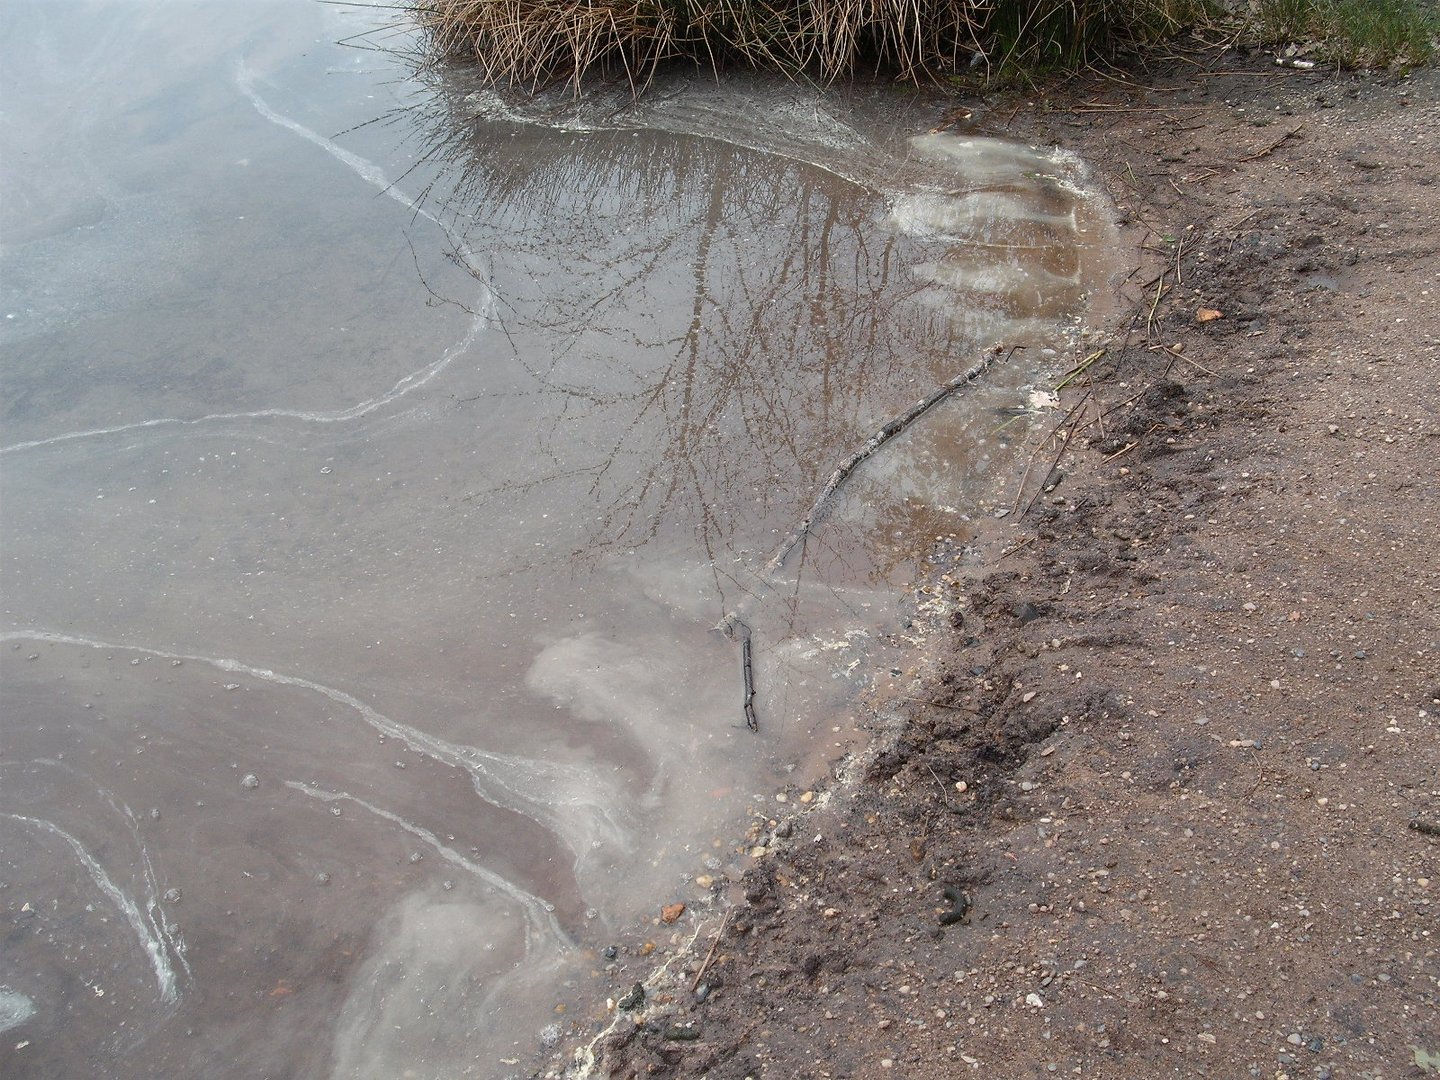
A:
721,346,1017,733
718,614,759,733
741,630,758,732
765,344,1021,575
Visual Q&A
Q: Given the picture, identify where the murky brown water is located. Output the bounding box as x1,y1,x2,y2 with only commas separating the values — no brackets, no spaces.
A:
0,2,1114,1076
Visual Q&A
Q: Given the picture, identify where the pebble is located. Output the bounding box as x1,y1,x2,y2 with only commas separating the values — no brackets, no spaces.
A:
314,873,331,886
163,888,182,903
240,773,260,790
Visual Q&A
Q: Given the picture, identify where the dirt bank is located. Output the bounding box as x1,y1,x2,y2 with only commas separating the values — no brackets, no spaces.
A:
546,53,1439,1080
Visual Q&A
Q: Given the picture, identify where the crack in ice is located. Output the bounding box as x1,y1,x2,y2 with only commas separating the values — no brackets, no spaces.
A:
1,630,636,868
284,781,568,956
3,813,184,1004
0,61,494,459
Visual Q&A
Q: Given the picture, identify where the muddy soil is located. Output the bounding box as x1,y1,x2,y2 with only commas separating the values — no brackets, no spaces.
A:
545,53,1439,1080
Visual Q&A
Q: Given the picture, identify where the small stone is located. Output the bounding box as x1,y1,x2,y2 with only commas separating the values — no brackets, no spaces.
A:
539,1023,561,1048
408,852,423,864
602,946,618,960
639,942,656,957
1287,1033,1303,1046
314,872,331,886
661,903,686,924
163,887,182,903
240,773,260,790
1026,992,1045,1008
617,983,645,1011
799,791,815,803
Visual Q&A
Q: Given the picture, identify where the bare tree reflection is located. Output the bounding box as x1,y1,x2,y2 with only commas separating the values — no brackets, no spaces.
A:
395,77,1102,620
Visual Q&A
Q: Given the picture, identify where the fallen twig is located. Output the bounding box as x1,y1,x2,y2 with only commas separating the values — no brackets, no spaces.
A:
903,695,975,711
1023,398,1096,516
741,632,757,732
718,615,759,732
1238,122,1304,163
1146,274,1170,337
690,908,731,992
996,534,1037,561
1055,348,1106,392
766,345,1021,573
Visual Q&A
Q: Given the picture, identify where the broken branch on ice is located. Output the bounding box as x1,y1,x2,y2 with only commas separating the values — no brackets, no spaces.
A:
765,344,1022,575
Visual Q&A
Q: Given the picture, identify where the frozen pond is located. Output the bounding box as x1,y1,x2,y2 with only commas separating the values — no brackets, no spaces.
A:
0,1,1114,1076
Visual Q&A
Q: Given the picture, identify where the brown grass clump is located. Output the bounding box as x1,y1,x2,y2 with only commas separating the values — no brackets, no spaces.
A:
411,0,1201,90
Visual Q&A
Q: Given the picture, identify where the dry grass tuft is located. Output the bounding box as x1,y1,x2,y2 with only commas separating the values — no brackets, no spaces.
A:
410,0,1202,90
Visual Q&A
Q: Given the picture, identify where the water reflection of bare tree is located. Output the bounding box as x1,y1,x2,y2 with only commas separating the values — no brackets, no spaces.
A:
398,85,1068,611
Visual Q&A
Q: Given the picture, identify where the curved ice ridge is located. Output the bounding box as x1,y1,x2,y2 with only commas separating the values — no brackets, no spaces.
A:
236,59,474,260
3,813,184,1004
284,781,568,955
465,84,912,194
464,85,1091,206
0,61,494,459
0,631,636,867
0,313,486,456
